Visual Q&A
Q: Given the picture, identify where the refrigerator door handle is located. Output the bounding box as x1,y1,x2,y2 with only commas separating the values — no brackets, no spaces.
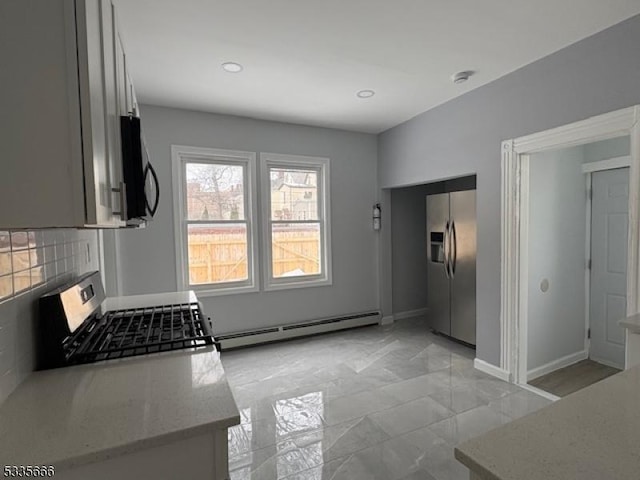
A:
451,221,457,276
444,221,450,278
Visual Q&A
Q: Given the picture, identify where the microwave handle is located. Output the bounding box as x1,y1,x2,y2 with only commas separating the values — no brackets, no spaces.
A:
144,162,160,217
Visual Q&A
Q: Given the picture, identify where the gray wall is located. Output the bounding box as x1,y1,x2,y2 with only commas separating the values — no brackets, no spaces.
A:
116,106,379,334
378,14,640,367
391,176,476,316
527,146,586,372
390,185,431,314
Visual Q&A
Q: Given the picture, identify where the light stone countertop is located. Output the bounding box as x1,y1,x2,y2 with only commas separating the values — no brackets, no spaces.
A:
619,312,640,333
0,347,240,469
455,365,640,480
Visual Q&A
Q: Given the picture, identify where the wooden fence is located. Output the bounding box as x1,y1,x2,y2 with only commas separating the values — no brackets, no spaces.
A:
188,230,319,284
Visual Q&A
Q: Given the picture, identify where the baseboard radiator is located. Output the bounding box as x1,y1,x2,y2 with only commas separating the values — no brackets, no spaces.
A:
216,311,381,350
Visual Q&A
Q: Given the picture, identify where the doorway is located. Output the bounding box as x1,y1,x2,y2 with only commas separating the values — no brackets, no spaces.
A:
524,142,629,397
500,105,640,395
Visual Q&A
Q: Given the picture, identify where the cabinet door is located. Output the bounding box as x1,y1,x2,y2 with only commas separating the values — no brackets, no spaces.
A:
115,32,128,116
128,75,139,117
124,70,137,117
77,0,129,227
0,0,86,228
0,0,131,228
76,0,114,226
101,0,125,226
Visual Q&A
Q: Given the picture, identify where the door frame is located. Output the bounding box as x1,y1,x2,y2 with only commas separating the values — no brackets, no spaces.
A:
501,105,640,385
583,158,632,369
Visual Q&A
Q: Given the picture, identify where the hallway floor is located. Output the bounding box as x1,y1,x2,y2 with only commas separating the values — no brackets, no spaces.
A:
221,317,552,480
528,359,621,397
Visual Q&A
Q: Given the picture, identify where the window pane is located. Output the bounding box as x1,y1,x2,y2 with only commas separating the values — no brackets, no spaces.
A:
187,224,248,285
186,163,245,221
271,223,321,278
270,168,318,221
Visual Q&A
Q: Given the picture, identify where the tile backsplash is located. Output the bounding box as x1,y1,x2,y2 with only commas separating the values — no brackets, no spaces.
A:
0,229,99,404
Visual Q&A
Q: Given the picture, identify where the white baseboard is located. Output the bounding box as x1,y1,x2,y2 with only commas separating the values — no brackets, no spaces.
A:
519,383,560,402
527,350,588,381
218,312,380,349
380,315,394,325
587,355,623,371
393,308,429,321
473,358,511,382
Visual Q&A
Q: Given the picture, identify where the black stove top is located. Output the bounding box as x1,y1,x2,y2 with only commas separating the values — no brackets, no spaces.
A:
39,272,216,369
67,302,214,364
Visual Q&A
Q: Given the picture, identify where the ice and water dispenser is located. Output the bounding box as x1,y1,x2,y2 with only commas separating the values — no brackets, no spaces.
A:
430,231,445,264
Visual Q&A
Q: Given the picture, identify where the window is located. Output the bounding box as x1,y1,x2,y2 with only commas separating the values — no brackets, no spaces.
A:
172,147,331,294
261,153,331,290
172,146,257,295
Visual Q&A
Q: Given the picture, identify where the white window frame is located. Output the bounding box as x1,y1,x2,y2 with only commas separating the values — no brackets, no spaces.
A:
260,152,332,291
172,145,258,296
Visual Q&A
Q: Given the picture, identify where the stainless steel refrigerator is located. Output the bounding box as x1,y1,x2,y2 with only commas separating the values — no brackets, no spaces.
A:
426,190,477,345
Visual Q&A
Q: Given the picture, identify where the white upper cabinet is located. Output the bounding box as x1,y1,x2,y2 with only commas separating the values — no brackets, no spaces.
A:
0,0,136,229
115,32,129,116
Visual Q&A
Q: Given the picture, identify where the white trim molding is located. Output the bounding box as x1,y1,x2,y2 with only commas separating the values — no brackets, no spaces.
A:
584,174,592,356
380,315,394,325
218,311,380,349
474,358,512,382
518,383,560,402
393,308,429,321
582,155,631,173
171,145,259,296
259,152,332,291
527,350,588,382
510,107,639,153
589,355,624,371
500,105,640,385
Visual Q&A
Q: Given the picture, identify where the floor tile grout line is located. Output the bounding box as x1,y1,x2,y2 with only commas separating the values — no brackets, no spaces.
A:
223,318,549,480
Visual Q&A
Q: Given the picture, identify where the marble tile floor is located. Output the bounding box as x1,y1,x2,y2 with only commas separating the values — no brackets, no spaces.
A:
221,317,552,480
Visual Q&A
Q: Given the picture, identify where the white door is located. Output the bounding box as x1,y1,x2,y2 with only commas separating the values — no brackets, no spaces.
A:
589,167,629,369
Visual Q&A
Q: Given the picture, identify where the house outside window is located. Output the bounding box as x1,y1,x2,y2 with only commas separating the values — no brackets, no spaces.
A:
172,147,331,295
172,146,258,296
261,153,332,290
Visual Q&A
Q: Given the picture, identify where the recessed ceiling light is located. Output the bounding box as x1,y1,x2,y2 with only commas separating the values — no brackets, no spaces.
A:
222,62,243,73
356,89,375,99
452,71,474,84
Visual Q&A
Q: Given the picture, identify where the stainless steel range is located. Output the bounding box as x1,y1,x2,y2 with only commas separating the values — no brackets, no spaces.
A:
38,271,215,369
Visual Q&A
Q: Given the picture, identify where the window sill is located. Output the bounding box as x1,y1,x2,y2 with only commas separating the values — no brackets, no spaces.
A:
189,283,259,298
264,277,332,292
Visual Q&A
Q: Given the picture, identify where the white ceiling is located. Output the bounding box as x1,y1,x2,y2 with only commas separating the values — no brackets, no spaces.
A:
113,0,640,133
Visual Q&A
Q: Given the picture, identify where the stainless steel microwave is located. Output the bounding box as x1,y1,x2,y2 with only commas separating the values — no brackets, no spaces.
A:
120,115,159,226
